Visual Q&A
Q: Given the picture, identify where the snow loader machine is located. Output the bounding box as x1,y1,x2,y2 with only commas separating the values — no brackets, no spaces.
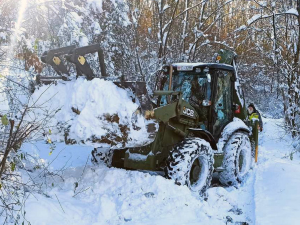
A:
93,49,259,193
38,45,259,193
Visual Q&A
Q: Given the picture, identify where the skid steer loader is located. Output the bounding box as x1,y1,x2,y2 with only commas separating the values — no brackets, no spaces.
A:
37,44,259,193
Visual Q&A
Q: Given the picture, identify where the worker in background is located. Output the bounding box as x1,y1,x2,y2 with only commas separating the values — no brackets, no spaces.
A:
248,103,263,132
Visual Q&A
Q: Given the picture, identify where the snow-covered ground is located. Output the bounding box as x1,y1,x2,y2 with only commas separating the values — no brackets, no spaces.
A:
3,118,300,225
254,119,300,225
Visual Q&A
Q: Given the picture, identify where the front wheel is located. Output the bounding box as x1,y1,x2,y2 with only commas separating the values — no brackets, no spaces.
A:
165,138,214,193
219,132,252,186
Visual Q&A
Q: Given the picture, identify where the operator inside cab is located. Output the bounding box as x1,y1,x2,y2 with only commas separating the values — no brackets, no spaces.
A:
158,66,212,129
172,69,212,123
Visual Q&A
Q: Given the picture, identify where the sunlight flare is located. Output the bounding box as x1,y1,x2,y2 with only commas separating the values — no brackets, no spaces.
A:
8,0,28,60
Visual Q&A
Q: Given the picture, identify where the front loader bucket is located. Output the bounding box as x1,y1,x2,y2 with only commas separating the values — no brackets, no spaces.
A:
114,81,153,113
41,45,76,76
37,44,154,114
66,44,107,80
35,44,158,147
37,44,106,84
114,81,156,140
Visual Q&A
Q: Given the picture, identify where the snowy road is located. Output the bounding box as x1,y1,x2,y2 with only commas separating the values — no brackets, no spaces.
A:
254,119,300,225
3,118,299,225
255,161,300,225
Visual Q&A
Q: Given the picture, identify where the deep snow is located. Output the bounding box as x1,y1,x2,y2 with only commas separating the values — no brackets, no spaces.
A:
254,119,300,225
2,118,300,225
17,141,252,225
29,78,156,147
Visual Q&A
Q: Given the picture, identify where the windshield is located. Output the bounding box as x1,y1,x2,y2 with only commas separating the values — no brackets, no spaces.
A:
173,72,211,104
159,70,212,107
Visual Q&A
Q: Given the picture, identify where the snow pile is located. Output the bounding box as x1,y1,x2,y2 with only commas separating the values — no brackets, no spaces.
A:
255,161,300,225
8,117,300,225
254,118,300,225
14,141,253,225
29,78,156,147
23,165,220,225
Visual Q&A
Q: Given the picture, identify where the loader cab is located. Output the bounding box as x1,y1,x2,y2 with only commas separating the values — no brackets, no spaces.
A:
157,63,236,139
159,68,212,108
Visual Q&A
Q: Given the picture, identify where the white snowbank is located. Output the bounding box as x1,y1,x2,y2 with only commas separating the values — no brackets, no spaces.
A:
16,141,253,225
24,165,221,225
6,113,300,225
255,161,300,225
29,78,156,147
254,118,300,225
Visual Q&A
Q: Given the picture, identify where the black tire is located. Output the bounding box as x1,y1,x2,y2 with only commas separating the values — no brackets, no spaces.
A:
165,138,214,193
91,148,113,166
219,132,252,186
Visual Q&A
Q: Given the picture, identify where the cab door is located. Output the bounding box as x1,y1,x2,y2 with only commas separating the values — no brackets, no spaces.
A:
211,70,233,139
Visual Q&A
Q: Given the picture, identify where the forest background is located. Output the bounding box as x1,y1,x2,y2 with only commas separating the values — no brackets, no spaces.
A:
1,1,300,222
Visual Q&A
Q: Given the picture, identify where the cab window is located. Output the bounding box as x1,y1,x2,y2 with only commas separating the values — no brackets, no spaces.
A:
213,70,233,136
173,72,211,105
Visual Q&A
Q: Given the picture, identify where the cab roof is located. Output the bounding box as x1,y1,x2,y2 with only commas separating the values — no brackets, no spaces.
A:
171,63,236,80
172,63,234,72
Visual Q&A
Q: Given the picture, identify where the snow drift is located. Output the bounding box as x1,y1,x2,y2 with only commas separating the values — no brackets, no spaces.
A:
29,78,156,147
17,141,253,225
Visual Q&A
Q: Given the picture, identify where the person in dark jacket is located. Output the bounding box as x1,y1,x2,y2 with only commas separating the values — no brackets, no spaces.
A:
248,103,263,131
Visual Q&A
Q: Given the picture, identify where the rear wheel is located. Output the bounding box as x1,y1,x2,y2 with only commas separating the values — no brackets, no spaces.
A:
165,138,214,193
219,132,252,186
